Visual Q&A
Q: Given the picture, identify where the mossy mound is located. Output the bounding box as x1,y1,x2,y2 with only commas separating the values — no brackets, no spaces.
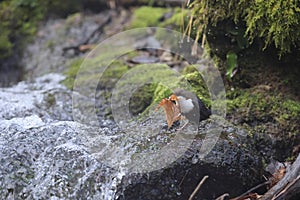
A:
129,83,157,116
62,58,84,90
111,63,186,117
128,6,188,29
189,0,300,56
129,6,168,28
227,88,300,138
143,64,213,118
182,65,211,107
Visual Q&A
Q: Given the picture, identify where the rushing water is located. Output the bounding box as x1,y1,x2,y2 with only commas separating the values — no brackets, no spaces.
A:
0,73,126,199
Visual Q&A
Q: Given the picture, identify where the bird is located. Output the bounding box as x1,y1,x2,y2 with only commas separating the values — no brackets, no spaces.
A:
168,89,211,129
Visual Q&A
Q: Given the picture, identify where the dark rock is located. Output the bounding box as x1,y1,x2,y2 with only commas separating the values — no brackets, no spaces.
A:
116,118,268,200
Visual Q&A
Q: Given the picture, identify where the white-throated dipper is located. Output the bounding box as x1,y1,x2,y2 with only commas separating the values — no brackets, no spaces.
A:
169,88,211,128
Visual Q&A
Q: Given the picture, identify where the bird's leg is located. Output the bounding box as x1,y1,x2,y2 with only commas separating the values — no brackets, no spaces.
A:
175,115,189,131
176,120,189,131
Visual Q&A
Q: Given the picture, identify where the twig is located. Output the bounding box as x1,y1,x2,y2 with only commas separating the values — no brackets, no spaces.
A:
231,181,269,200
188,175,209,200
178,170,189,188
215,193,229,200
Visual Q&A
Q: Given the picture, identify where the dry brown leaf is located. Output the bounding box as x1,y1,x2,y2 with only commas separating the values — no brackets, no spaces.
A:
156,98,181,128
268,166,286,188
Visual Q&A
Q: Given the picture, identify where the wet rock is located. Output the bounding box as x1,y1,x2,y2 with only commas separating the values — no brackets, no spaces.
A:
146,36,162,49
116,117,269,200
0,74,121,200
0,74,72,121
0,119,119,200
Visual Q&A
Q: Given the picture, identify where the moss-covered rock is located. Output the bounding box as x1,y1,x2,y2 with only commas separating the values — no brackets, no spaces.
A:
129,6,168,28
189,0,300,56
182,65,211,107
129,6,189,29
226,88,300,138
61,58,84,90
0,31,13,60
111,63,183,117
129,83,157,116
0,0,44,60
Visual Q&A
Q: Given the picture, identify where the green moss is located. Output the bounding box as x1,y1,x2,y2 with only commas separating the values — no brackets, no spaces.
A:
129,6,189,29
226,89,300,136
44,93,56,107
130,6,169,28
282,100,300,118
189,0,300,56
129,83,157,115
0,0,44,60
62,57,130,91
99,61,129,89
226,51,238,80
182,65,211,107
125,51,139,60
161,7,189,28
152,84,173,104
0,31,13,59
65,12,82,27
45,39,55,50
61,58,84,89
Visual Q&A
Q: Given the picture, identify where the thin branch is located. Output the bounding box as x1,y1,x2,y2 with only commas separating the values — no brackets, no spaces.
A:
215,193,229,200
188,175,209,200
231,181,269,200
178,170,189,188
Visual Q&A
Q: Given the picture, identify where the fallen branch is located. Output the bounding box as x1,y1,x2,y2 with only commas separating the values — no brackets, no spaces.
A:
260,153,300,200
231,181,269,200
271,175,300,200
188,175,209,200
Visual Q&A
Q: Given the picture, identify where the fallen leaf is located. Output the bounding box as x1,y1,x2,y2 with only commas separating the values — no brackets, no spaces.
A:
156,98,181,128
269,166,286,188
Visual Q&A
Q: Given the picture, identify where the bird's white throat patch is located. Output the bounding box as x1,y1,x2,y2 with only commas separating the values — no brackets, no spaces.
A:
177,96,194,113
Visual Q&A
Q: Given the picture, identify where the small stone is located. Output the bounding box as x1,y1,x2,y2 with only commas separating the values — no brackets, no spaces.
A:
131,55,159,64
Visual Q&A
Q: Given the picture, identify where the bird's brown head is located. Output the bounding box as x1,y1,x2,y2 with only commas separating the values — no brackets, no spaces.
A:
169,94,178,102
